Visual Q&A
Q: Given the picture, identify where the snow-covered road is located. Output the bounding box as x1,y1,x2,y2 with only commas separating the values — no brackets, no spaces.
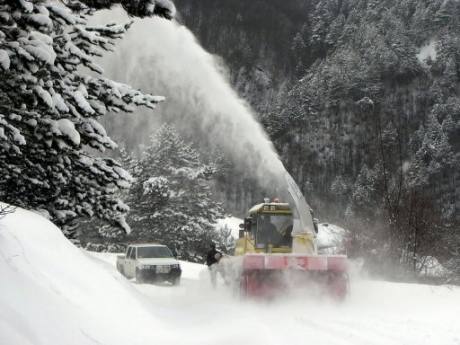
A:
91,252,460,345
3,206,459,345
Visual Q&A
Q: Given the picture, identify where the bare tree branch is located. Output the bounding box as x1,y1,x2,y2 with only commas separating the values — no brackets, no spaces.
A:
0,204,15,219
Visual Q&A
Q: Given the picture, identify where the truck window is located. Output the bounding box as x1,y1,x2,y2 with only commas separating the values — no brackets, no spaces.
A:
256,214,292,248
129,247,136,260
137,246,173,258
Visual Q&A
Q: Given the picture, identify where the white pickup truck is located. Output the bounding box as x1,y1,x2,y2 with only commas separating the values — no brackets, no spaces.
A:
116,244,181,285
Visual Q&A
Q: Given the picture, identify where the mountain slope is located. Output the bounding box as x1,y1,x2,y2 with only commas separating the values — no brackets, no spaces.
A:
174,0,460,277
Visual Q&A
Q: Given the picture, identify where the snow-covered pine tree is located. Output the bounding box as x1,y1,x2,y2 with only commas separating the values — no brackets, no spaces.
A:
128,124,224,261
0,0,174,234
77,146,138,249
118,145,136,174
408,112,454,189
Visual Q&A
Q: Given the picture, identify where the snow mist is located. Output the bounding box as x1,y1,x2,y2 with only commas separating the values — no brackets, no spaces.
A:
93,8,286,188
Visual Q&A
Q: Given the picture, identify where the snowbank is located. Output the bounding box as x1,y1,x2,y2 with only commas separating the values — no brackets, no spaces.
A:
0,206,181,345
417,256,451,279
2,207,460,345
214,216,243,239
317,222,348,254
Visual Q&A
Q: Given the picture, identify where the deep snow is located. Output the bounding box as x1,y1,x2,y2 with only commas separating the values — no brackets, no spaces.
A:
215,216,243,239
1,208,460,345
0,207,179,345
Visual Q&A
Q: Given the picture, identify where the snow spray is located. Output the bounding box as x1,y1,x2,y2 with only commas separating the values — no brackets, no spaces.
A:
93,8,313,228
94,9,283,180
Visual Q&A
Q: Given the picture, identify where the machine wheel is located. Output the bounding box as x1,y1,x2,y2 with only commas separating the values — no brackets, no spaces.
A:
239,271,262,298
239,274,249,298
327,272,349,300
171,277,181,286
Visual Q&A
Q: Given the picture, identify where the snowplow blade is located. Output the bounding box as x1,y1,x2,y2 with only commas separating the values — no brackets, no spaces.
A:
239,254,349,300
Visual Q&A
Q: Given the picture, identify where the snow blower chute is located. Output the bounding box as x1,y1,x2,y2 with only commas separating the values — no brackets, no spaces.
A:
234,172,349,299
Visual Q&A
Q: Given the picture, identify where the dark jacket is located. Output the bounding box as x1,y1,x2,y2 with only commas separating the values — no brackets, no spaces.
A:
206,248,221,266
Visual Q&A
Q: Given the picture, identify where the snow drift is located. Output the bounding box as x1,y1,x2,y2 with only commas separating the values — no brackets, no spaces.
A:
2,207,460,345
0,206,180,345
317,223,348,254
214,216,243,239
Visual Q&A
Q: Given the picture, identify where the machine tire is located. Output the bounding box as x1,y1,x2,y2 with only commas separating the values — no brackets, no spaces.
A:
239,273,251,298
171,277,181,286
328,272,348,300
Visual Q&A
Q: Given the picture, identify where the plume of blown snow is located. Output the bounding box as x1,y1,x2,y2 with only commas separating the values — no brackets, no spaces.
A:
91,8,286,189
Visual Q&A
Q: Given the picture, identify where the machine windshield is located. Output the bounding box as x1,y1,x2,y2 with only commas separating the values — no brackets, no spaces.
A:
137,246,173,258
256,214,293,248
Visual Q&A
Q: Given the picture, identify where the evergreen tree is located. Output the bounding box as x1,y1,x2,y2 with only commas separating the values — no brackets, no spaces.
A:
351,164,377,213
409,113,454,188
0,0,174,234
170,0,460,280
330,175,350,210
128,124,224,261
78,146,137,248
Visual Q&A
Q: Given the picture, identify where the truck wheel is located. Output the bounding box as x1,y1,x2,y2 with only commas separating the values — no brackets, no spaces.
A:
172,277,180,286
117,265,125,277
135,269,144,284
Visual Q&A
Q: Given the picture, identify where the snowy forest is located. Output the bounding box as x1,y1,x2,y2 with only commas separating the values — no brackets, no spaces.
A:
2,1,460,344
167,0,460,280
1,0,459,283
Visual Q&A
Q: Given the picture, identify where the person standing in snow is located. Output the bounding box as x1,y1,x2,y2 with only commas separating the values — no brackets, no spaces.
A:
206,243,222,288
171,244,180,258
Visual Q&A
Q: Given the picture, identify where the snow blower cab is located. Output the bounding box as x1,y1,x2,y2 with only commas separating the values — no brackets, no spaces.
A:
235,197,349,299
235,199,298,255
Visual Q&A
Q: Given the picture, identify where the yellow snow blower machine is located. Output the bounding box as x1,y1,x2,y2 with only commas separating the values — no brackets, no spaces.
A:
234,173,349,299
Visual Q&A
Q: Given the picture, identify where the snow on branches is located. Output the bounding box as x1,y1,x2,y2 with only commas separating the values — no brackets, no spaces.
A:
128,124,224,261
0,0,170,233
77,0,176,19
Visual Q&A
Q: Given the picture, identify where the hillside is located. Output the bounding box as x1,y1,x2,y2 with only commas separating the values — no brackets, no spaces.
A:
173,0,460,278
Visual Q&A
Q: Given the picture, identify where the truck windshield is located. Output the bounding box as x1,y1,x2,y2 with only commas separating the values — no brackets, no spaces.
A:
137,246,173,258
256,214,293,248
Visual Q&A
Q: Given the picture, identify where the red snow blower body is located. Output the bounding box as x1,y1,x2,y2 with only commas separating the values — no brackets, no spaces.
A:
234,174,349,299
